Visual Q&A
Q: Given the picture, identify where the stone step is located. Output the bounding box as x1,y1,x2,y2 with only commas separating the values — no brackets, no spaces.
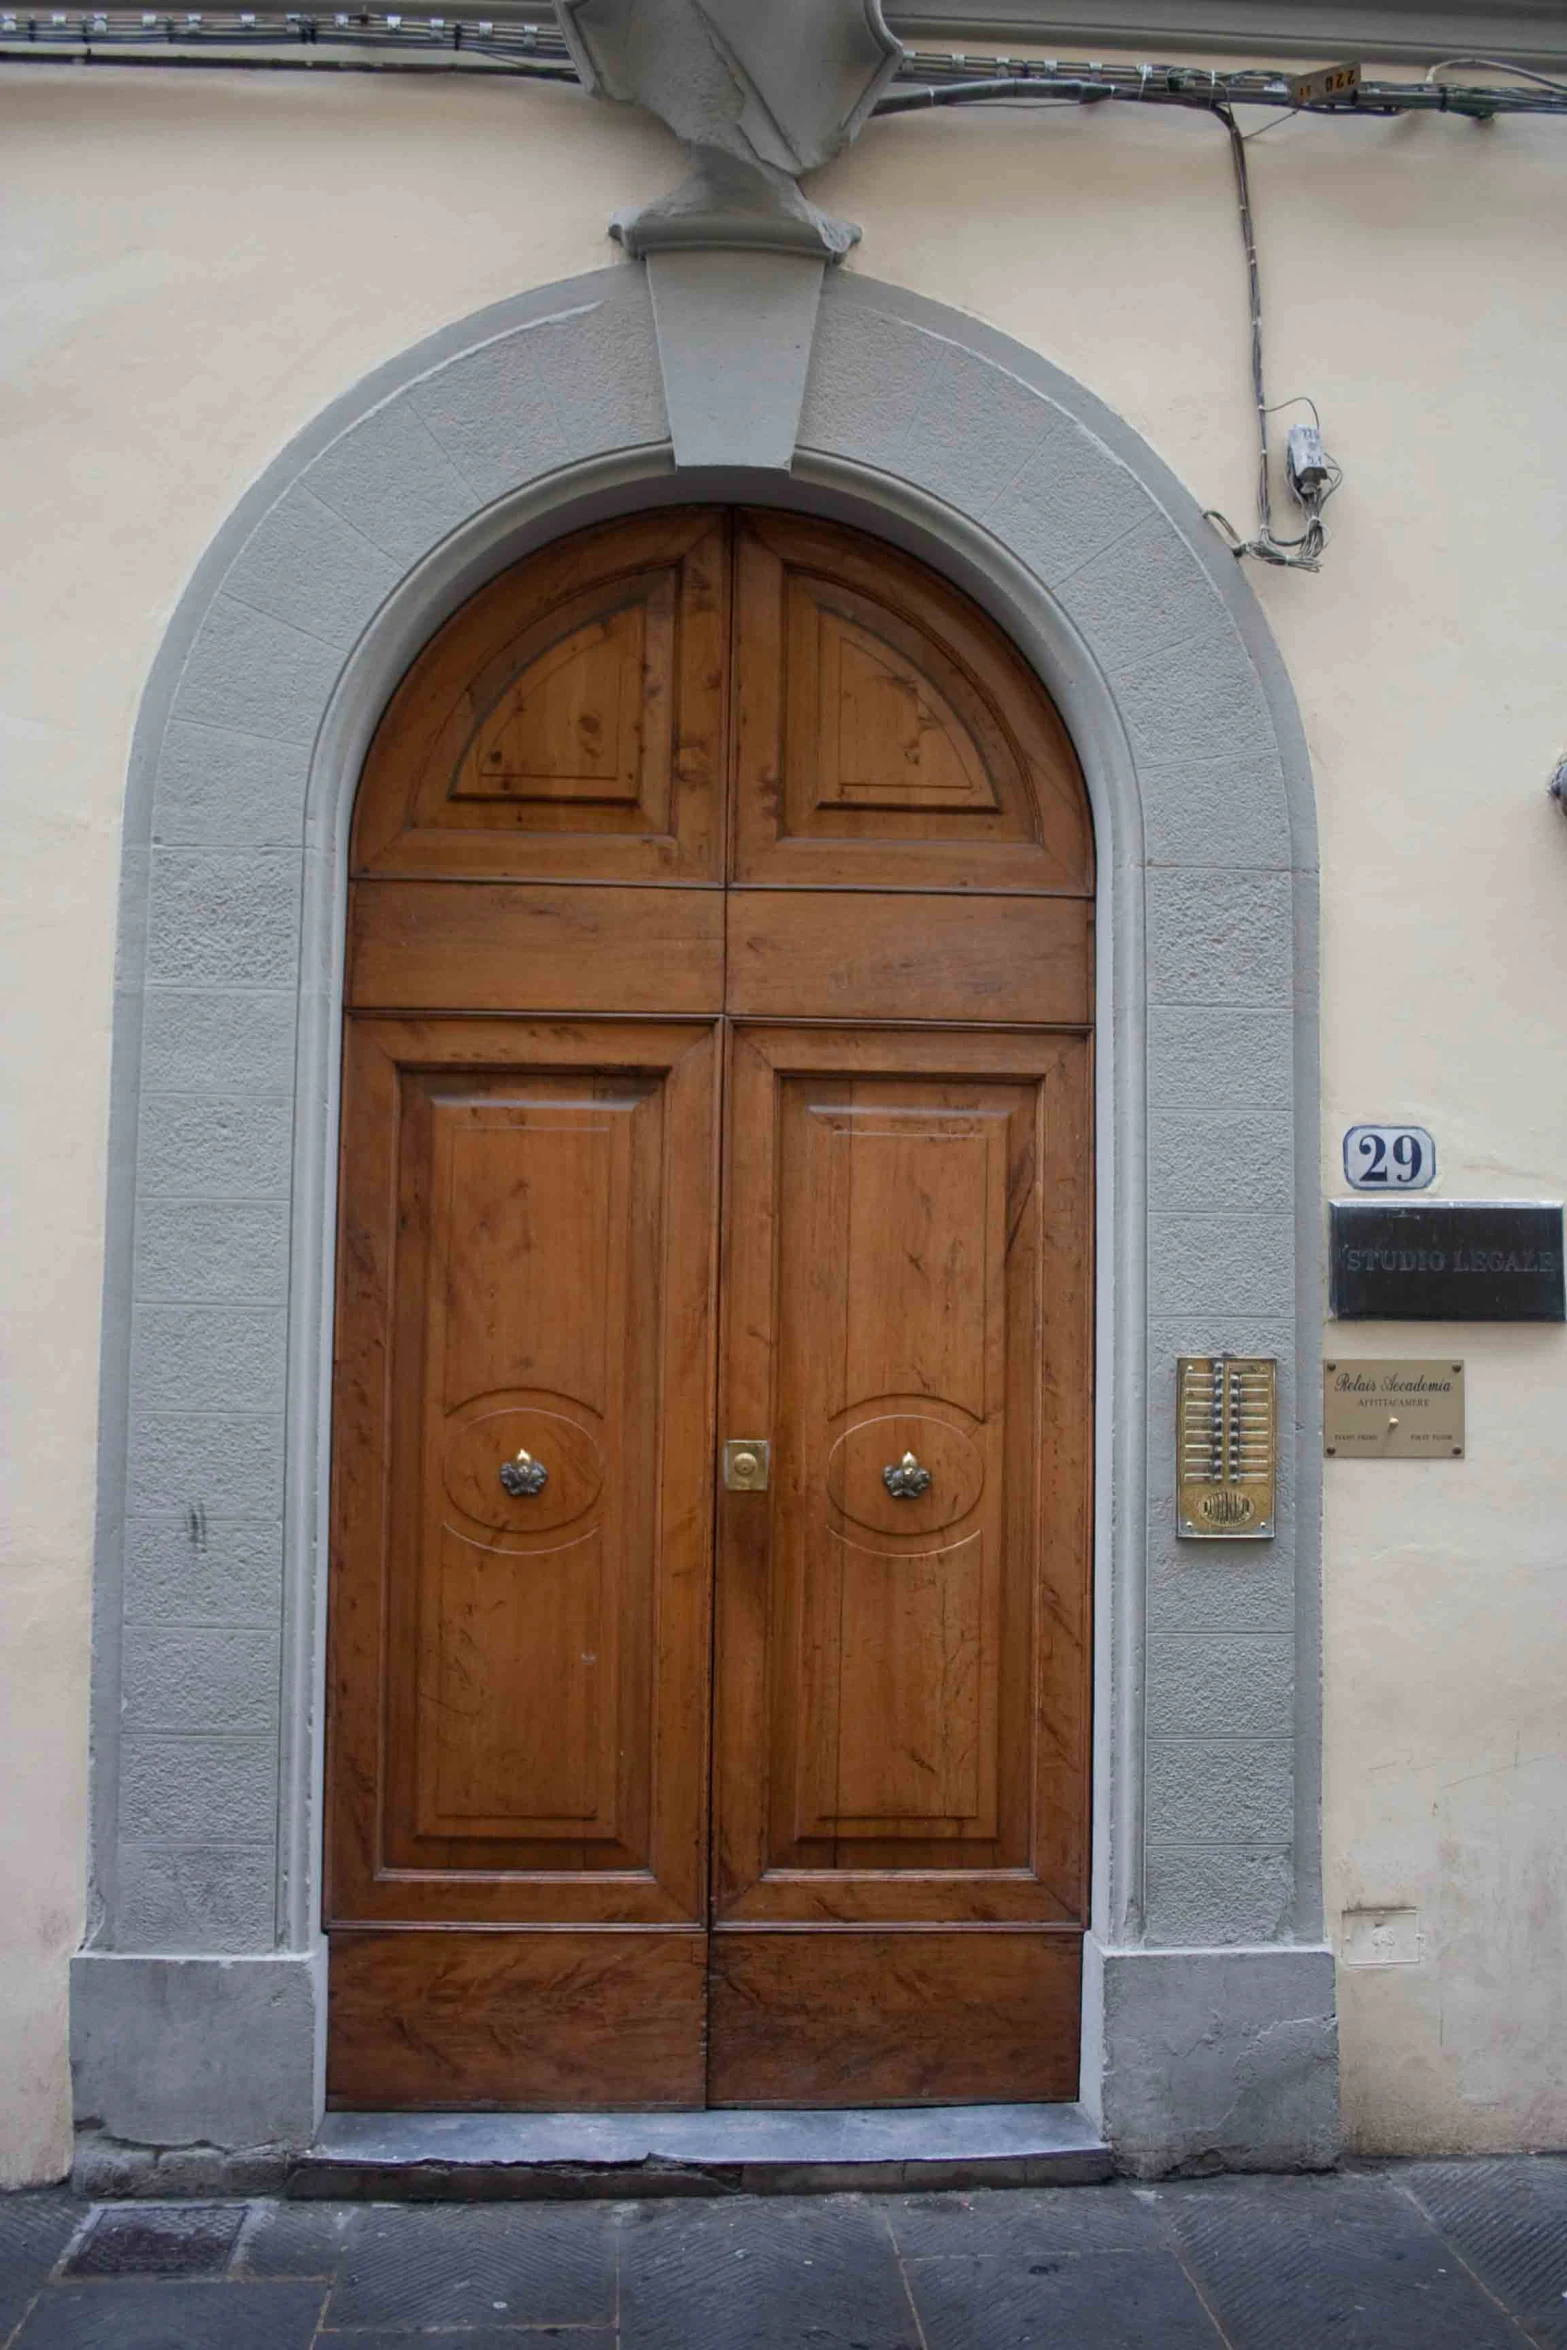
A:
292,2102,1113,2200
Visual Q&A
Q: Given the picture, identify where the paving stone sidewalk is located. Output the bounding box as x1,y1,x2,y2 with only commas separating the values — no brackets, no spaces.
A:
3,2157,1565,2348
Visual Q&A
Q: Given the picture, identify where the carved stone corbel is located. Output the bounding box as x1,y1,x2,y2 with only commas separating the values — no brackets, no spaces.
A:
559,0,904,468
559,0,903,261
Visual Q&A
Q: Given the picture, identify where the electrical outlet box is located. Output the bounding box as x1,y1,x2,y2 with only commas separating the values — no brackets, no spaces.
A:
1287,422,1329,495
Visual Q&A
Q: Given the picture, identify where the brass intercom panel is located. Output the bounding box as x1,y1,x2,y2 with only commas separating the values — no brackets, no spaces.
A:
1177,1356,1277,1539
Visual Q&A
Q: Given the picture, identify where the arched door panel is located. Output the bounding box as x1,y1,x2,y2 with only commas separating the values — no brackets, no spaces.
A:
731,510,1092,889
352,508,729,883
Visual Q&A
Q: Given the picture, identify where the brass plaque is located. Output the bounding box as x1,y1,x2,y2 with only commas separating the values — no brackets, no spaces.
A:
1177,1356,1277,1540
1323,1359,1464,1457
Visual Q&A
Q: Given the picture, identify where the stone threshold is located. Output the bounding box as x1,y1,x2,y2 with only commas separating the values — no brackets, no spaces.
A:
292,2102,1112,2200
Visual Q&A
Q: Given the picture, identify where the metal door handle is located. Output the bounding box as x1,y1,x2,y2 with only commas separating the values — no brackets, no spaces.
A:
498,1447,548,1496
883,1450,932,1499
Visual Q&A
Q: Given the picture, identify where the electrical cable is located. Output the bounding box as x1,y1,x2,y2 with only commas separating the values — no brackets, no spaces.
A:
5,21,1567,117
1424,56,1567,97
1200,106,1340,572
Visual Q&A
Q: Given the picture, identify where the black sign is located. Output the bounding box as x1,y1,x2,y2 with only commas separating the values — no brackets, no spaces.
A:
1331,1202,1565,1321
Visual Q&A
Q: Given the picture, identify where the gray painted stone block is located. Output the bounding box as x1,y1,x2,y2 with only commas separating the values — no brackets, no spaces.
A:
138,991,296,1098
125,1412,285,1519
1140,751,1292,870
153,723,312,847
1061,514,1248,672
222,486,400,651
120,1626,281,1734
305,395,480,569
72,1951,324,2144
1107,619,1279,769
1147,1214,1297,1317
171,595,345,746
895,341,1058,527
1099,1945,1338,2173
1148,1006,1295,1109
1145,1634,1295,1738
1145,1736,1294,1843
1145,1492,1297,1635
145,849,302,989
121,1517,283,1627
1149,1107,1294,1213
648,248,824,469
135,1202,292,1306
988,415,1156,593
525,279,669,461
799,300,941,476
115,1841,278,1953
137,1095,294,1199
119,1735,278,1842
129,1306,287,1415
1144,1846,1296,1947
1149,1313,1295,1373
1146,868,1295,1007
411,326,574,506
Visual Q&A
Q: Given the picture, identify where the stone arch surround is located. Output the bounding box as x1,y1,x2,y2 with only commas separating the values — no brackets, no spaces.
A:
75,261,1336,2175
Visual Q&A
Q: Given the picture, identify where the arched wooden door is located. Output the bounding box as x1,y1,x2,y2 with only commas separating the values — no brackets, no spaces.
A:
325,509,1095,2109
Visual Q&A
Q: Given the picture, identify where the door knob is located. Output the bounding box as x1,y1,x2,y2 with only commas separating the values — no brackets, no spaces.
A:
498,1447,548,1497
883,1450,932,1499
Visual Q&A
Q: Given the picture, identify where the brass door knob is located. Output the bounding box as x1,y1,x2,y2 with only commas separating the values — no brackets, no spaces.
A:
498,1447,548,1497
883,1450,932,1499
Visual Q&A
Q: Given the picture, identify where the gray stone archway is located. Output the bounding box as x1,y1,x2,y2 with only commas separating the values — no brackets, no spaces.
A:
75,259,1335,2176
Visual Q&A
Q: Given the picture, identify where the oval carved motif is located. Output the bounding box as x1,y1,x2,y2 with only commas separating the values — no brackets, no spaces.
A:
442,1404,604,1536
826,1413,984,1538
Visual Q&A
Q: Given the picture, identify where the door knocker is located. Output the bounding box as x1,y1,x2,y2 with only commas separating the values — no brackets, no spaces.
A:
882,1450,932,1500
499,1447,548,1497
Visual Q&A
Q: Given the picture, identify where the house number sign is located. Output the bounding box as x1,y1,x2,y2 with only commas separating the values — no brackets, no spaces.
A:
1343,1124,1435,1190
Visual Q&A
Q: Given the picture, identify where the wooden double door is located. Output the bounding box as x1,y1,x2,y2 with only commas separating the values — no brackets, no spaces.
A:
325,509,1095,2109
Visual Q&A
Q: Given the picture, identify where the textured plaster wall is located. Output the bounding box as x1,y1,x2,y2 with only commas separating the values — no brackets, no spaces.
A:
1,45,1563,2176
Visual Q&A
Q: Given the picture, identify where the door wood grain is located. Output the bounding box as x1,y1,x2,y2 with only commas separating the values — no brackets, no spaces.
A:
325,1017,718,2103
710,1025,1091,2100
725,889,1091,1025
348,881,725,1015
731,510,1092,894
326,507,1095,2111
353,508,730,885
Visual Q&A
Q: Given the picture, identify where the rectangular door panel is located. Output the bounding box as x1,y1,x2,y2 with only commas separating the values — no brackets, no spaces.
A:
708,1931,1082,2107
711,1025,1091,2102
349,881,724,1014
725,891,1091,1024
329,1930,708,2109
398,1076,650,1867
327,1017,718,1936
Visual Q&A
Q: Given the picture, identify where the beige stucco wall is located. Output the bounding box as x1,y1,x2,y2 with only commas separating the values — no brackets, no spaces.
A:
2,45,1563,2180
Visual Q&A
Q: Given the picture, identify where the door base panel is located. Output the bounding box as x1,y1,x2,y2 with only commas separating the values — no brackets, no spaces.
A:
707,1931,1082,2107
298,2099,1111,2198
327,1932,707,2111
